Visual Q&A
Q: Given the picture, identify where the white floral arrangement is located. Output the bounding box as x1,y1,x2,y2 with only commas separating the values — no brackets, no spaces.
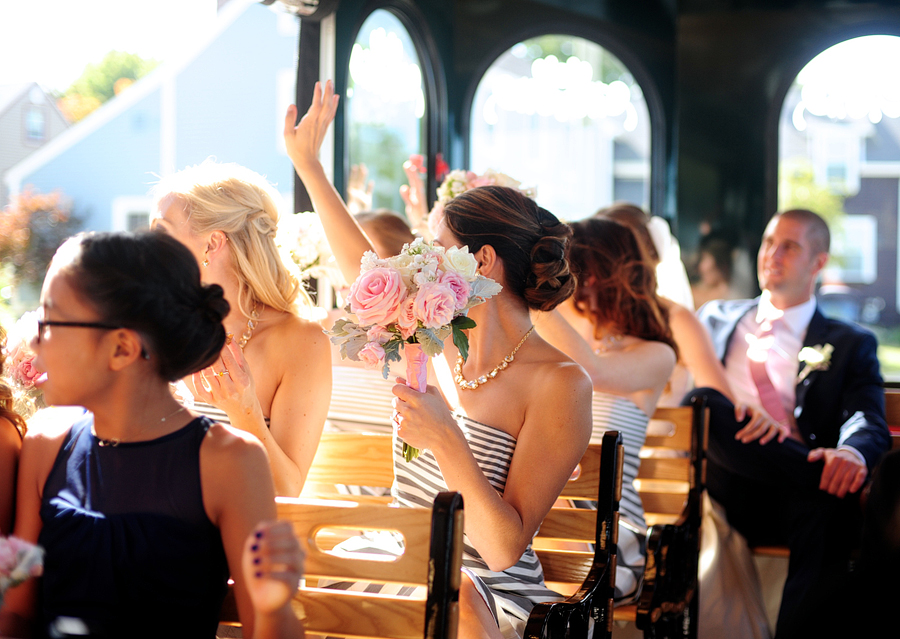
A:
436,169,536,204
276,211,347,289
797,343,834,383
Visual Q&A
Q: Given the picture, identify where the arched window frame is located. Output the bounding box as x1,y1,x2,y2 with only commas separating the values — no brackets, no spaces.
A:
461,23,666,217
337,0,447,208
767,23,900,221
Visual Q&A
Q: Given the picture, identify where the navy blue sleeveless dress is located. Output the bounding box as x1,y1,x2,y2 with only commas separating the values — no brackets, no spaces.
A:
38,413,229,638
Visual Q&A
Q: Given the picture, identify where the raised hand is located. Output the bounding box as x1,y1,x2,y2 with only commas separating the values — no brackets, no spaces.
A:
347,163,374,213
399,155,429,235
242,520,305,615
283,80,340,176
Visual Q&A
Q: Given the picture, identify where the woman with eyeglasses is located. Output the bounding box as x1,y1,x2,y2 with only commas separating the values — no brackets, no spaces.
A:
151,160,331,497
0,232,303,639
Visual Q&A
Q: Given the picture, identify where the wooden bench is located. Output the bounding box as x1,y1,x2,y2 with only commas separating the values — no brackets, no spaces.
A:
280,492,464,639
306,397,709,639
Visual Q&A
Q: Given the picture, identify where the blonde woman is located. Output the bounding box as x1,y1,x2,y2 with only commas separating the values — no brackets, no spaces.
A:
152,161,331,497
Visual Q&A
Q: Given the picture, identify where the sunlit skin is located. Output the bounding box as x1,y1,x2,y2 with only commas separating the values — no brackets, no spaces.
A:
151,196,332,498
0,259,298,638
756,214,866,498
284,80,593,639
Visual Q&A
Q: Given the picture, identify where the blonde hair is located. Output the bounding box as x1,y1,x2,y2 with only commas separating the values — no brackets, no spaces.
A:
153,160,311,318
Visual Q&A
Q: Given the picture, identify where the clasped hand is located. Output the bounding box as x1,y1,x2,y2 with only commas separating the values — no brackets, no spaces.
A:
808,447,868,498
192,340,259,417
734,403,793,445
243,520,305,614
391,378,460,454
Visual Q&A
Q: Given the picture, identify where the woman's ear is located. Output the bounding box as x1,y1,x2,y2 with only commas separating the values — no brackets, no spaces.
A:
108,329,147,372
206,230,229,261
474,244,499,278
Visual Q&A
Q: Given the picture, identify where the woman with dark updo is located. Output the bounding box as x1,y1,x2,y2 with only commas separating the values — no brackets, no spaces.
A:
284,81,592,639
0,233,302,639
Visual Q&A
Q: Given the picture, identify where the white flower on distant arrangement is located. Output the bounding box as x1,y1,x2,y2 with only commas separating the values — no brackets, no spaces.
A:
276,212,347,289
2,310,44,420
797,343,834,383
435,168,537,204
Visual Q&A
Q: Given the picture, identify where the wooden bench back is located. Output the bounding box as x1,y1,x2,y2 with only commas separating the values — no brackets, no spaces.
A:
882,389,900,450
277,493,464,639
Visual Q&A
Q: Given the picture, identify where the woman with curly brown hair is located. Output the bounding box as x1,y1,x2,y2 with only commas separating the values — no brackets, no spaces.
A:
284,81,592,639
0,327,27,536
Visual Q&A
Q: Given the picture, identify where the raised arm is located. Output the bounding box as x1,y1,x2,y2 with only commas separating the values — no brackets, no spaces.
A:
393,361,592,571
664,299,732,399
283,80,375,282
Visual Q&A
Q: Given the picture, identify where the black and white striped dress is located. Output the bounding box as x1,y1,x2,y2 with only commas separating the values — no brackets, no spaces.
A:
330,413,561,639
586,391,650,601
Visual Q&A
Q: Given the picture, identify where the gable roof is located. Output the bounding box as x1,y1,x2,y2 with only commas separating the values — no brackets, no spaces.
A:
3,0,256,198
0,82,36,119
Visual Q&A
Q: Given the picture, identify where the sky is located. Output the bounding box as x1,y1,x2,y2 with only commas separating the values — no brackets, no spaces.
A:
0,0,219,93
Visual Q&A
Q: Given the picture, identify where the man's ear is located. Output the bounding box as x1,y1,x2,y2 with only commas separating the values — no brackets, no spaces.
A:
812,252,829,276
108,329,146,372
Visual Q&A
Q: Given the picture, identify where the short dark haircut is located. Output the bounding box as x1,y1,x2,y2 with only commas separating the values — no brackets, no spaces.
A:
773,209,830,255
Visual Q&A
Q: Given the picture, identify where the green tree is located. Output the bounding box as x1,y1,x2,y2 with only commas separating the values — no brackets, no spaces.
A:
58,51,158,122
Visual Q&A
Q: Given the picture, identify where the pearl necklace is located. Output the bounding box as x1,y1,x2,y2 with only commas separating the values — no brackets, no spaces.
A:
237,302,260,349
455,326,535,391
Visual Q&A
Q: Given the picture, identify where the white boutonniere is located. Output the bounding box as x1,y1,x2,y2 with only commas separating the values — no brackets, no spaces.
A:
797,343,834,383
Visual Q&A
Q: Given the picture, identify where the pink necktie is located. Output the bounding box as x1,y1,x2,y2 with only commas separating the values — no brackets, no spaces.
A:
747,320,791,428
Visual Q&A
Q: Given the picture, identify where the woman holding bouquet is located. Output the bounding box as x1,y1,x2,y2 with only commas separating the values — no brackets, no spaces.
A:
151,161,331,497
0,232,303,639
284,81,592,639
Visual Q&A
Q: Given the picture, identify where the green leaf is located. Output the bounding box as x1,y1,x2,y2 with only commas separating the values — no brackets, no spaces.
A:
403,443,420,462
451,315,477,330
414,328,445,357
452,325,470,362
380,340,403,379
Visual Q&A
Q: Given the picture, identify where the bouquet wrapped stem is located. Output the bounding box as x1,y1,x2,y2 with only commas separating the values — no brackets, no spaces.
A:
402,343,429,461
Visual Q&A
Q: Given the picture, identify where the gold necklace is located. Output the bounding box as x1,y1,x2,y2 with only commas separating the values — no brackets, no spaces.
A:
455,326,535,391
238,302,260,349
95,405,187,447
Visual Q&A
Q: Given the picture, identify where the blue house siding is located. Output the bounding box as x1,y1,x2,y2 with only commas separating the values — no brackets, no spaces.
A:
22,90,161,231
175,4,297,196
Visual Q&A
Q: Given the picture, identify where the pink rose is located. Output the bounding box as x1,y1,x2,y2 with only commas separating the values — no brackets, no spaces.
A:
348,267,407,327
366,325,393,344
414,282,457,329
357,342,385,369
398,297,418,339
439,270,470,309
12,354,40,389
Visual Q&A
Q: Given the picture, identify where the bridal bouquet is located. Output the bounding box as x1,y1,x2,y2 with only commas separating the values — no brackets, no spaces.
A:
328,238,501,461
0,536,43,607
437,169,536,204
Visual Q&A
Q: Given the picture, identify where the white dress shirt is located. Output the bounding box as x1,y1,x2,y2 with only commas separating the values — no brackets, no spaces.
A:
723,291,865,464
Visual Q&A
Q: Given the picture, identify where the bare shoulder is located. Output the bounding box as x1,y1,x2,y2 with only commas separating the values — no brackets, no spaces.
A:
23,407,84,447
0,416,21,454
529,342,593,398
269,312,330,356
201,421,268,464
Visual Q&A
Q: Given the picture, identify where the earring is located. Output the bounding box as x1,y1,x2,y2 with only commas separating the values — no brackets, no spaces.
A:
202,247,210,268
202,259,209,268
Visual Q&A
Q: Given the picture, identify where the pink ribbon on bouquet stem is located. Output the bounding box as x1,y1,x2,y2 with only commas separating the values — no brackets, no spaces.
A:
402,342,428,462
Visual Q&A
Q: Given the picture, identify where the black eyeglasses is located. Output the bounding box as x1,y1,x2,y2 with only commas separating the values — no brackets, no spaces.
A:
37,319,123,340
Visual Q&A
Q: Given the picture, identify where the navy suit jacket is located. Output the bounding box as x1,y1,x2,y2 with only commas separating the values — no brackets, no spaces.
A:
697,298,889,471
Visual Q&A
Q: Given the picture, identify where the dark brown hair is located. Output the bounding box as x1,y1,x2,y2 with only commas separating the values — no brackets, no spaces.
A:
443,186,574,311
773,208,830,255
569,218,678,356
0,327,27,438
60,232,230,382
596,202,659,264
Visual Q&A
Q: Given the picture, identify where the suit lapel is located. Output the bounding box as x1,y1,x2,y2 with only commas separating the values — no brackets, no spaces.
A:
795,308,829,407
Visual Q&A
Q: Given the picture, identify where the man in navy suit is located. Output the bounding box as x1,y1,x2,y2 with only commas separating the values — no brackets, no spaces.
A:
691,209,889,637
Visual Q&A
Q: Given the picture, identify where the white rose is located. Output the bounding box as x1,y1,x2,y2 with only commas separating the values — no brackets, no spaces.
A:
443,246,479,281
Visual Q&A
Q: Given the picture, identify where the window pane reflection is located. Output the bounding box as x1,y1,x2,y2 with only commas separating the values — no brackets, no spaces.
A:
347,10,426,214
470,35,650,221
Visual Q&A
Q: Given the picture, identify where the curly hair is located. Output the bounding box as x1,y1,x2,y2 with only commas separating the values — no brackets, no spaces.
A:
0,327,27,438
568,218,678,356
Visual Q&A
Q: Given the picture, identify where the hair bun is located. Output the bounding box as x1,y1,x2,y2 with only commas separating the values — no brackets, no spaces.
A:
525,234,575,311
199,284,229,325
